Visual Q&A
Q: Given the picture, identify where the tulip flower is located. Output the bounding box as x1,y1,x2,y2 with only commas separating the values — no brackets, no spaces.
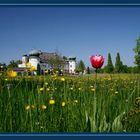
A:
90,55,104,69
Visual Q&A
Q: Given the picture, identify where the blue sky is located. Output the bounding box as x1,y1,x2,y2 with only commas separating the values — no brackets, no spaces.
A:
0,7,140,67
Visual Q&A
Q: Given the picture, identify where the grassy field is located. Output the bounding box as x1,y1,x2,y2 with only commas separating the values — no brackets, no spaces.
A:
0,74,140,132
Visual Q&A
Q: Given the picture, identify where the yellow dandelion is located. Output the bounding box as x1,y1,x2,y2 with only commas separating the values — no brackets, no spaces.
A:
30,66,37,71
61,101,66,107
26,62,31,67
25,105,30,110
110,88,114,91
78,88,81,91
49,99,55,105
74,100,78,103
45,82,48,86
46,88,50,91
31,105,35,110
70,87,73,90
41,105,47,110
91,88,95,92
39,87,44,91
108,78,111,81
61,77,65,81
7,70,17,77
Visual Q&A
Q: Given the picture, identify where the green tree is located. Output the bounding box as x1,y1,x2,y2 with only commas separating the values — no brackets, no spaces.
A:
115,53,123,73
133,37,140,71
87,66,90,74
75,60,85,73
7,60,22,68
37,63,41,75
106,53,114,73
79,60,85,73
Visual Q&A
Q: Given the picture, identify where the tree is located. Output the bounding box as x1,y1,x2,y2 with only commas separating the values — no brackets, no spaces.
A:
37,63,41,75
133,37,140,71
75,60,85,73
106,53,114,73
87,66,90,74
7,60,22,68
115,53,123,73
47,52,64,71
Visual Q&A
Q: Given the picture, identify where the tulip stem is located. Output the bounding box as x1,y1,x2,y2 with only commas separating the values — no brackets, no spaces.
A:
95,69,97,90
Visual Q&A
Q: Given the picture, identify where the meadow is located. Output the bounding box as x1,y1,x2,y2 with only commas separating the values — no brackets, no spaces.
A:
0,73,140,132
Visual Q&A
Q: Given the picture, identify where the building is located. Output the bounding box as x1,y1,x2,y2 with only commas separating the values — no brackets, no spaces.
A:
18,49,76,75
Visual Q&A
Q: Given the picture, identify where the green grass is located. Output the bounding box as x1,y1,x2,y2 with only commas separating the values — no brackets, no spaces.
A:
0,74,140,132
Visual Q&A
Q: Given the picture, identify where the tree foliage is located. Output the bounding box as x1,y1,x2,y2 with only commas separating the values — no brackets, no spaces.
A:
47,53,64,70
7,60,22,68
133,37,140,71
106,53,114,73
37,63,41,75
75,60,85,73
115,53,123,73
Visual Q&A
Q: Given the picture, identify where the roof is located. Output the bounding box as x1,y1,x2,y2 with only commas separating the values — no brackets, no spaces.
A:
29,49,42,56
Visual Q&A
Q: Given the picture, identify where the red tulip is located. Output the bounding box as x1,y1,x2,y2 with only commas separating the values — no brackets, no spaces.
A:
90,55,104,69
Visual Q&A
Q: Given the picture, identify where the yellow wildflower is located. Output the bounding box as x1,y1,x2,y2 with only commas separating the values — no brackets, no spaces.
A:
61,77,65,81
46,88,50,91
7,70,17,77
61,101,66,107
74,100,78,103
70,87,73,90
49,99,55,105
26,62,31,67
91,88,95,92
31,105,35,110
25,105,30,110
45,82,48,86
41,105,47,110
30,66,37,71
78,88,81,91
39,88,44,91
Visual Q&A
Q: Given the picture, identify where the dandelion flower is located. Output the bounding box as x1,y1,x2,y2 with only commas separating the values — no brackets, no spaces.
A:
91,88,95,92
7,70,17,77
41,105,47,110
45,82,48,86
46,88,50,91
78,88,81,91
61,101,66,107
25,105,30,110
39,88,44,91
31,105,35,110
61,77,65,81
70,87,73,90
74,100,78,103
49,99,55,105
